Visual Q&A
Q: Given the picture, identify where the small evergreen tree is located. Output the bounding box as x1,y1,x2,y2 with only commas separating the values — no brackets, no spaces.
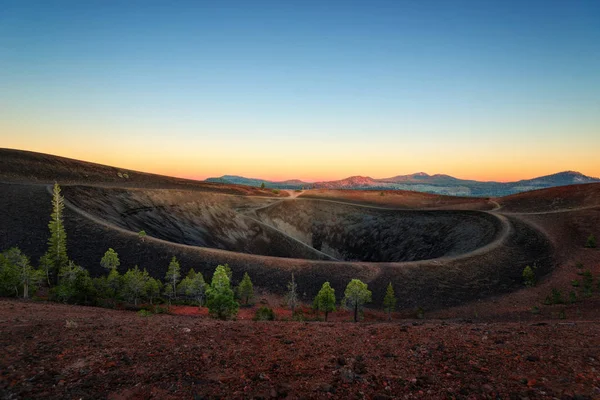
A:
138,230,147,241
54,261,95,304
122,266,147,306
206,265,238,320
585,234,597,248
163,284,175,308
383,282,397,321
177,274,192,298
44,183,69,285
100,248,120,271
286,273,299,314
176,269,207,306
165,256,181,298
582,270,594,297
342,279,372,322
0,249,20,296
522,266,535,287
106,268,122,304
314,282,336,321
237,272,254,305
0,248,43,298
260,182,266,189
145,277,161,305
188,270,207,306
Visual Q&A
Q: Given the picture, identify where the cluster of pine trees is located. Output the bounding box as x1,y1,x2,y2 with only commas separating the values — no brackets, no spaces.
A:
0,183,400,322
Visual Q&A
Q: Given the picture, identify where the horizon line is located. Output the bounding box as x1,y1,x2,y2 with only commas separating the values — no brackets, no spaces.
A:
3,147,597,185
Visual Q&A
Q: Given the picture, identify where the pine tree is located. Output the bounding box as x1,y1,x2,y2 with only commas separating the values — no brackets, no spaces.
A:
106,268,122,304
286,273,299,314
522,266,535,287
44,183,69,285
0,248,43,298
100,248,120,271
314,282,336,321
165,256,181,297
188,270,207,306
145,277,161,305
122,266,147,306
163,284,175,308
237,272,254,305
206,265,238,319
54,261,94,304
383,282,397,321
342,279,372,322
0,249,20,297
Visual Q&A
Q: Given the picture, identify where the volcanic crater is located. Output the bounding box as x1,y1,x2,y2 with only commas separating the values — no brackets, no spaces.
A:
63,186,504,263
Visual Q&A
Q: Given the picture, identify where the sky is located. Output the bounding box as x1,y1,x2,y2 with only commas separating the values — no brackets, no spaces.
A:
1,0,599,182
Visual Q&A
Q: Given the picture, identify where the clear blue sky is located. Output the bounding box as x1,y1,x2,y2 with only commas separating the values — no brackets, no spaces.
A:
1,0,599,181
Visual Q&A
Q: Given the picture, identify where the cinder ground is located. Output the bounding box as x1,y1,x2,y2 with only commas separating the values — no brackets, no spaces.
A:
1,300,599,399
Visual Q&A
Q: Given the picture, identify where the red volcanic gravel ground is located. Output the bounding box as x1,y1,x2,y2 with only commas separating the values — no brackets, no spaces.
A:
1,300,599,400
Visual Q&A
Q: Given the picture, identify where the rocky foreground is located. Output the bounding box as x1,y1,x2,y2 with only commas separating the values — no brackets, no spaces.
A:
1,300,599,399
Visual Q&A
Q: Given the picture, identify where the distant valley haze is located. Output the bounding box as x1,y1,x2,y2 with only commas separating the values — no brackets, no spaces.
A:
207,170,600,197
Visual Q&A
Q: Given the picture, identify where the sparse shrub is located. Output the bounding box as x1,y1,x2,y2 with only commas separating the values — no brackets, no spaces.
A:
571,280,580,287
569,291,577,304
558,309,566,319
138,230,147,242
117,172,123,178
294,189,302,192
522,266,535,287
380,192,385,197
253,306,275,321
582,270,594,297
153,305,168,314
530,306,541,314
551,288,563,304
272,189,280,194
575,262,584,269
138,309,153,317
543,295,553,305
416,306,425,319
292,309,305,321
585,234,597,248
123,173,129,179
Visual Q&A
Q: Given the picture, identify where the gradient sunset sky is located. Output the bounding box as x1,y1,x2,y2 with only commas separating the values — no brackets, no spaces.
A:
1,0,599,182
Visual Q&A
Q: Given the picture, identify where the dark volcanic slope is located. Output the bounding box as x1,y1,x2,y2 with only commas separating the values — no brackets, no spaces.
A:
497,182,600,213
0,148,285,197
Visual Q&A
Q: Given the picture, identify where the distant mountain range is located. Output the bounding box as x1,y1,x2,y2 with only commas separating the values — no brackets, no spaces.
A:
205,171,600,197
